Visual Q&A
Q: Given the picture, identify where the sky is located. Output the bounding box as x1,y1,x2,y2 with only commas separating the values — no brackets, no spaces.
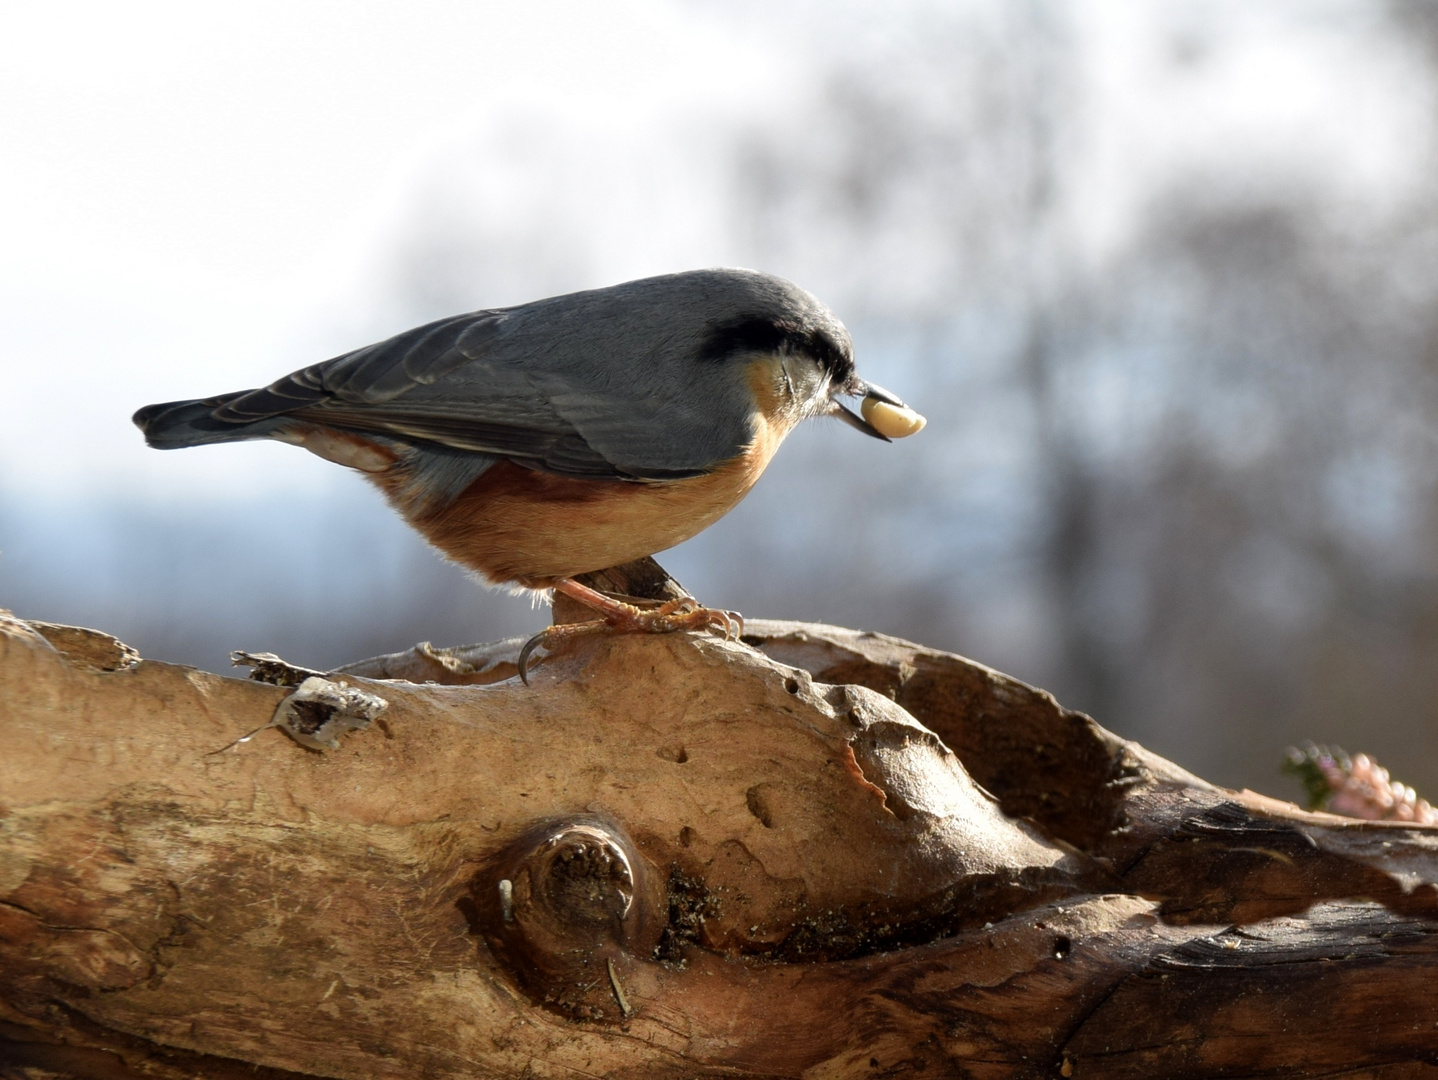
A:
0,0,784,498
1,0,1425,502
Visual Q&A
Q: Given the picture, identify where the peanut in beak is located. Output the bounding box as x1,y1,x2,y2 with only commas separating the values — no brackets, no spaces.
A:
860,397,927,439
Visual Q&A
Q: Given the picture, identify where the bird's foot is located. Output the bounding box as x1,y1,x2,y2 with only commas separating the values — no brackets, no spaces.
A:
632,595,743,637
517,579,742,684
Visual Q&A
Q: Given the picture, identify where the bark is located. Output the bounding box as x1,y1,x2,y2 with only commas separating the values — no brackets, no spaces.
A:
2,563,1438,1078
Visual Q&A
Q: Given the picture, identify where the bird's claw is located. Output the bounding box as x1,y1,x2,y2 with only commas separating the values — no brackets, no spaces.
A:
645,597,742,640
518,597,745,684
654,597,743,640
518,620,611,685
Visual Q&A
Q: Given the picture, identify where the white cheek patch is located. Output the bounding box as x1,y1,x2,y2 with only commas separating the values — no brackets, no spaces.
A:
861,398,927,439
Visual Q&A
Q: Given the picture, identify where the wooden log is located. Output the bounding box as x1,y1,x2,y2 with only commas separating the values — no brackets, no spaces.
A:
3,594,1438,1078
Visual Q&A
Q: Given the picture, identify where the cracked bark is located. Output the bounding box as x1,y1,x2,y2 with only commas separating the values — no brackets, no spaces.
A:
2,559,1438,1078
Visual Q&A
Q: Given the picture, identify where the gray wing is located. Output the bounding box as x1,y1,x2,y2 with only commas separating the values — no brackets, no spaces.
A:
214,297,757,481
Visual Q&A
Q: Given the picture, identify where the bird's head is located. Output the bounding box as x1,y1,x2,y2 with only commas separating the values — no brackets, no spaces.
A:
698,301,926,443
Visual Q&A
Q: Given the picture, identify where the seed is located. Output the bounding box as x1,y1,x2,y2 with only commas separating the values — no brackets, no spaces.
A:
861,398,927,438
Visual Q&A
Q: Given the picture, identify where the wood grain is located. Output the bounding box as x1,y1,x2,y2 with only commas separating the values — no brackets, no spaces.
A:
3,607,1437,1078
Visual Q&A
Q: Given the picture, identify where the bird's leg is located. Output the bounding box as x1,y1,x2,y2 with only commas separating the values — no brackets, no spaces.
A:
518,578,742,684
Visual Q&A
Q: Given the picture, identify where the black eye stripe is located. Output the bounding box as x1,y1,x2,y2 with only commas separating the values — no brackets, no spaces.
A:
697,317,853,383
696,317,791,361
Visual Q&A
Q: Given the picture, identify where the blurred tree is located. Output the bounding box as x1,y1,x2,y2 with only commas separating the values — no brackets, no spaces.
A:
16,1,1438,803
693,0,1438,795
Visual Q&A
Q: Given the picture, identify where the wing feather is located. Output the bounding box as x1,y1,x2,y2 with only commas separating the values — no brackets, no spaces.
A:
195,270,833,483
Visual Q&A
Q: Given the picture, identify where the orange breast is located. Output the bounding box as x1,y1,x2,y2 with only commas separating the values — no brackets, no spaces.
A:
366,357,803,586
376,413,787,586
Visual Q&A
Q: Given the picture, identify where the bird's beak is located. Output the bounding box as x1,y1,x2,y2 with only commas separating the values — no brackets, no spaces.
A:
834,398,892,441
832,380,926,441
856,380,906,407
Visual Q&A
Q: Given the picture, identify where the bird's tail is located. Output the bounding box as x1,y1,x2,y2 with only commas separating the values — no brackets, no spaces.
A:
132,392,285,449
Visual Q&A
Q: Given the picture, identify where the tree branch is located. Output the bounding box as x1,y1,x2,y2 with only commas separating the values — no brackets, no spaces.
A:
3,596,1437,1078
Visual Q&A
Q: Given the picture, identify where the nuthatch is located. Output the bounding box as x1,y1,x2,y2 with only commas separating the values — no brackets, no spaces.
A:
134,268,925,675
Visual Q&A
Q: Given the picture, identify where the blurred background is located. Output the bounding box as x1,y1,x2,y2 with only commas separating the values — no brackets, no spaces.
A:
4,0,1438,799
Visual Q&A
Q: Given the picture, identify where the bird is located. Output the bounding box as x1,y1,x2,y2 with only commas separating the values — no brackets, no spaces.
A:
133,268,925,678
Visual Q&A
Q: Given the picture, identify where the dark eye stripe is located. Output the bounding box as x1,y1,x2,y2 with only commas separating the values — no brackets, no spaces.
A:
697,316,853,383
696,317,792,362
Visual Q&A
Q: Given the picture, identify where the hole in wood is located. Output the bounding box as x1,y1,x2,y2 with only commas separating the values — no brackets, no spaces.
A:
472,816,664,1022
